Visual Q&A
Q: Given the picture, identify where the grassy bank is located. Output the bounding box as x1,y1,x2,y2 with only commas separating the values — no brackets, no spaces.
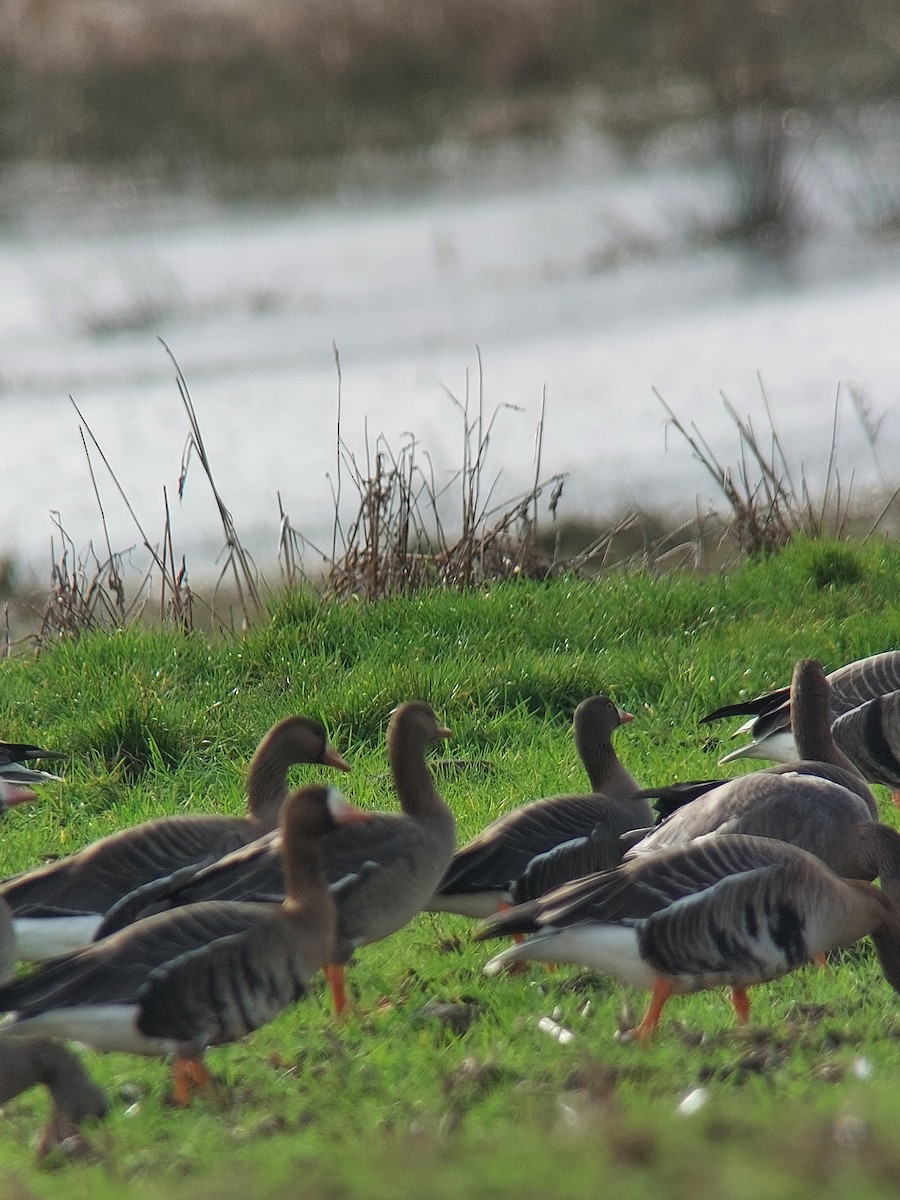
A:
2,536,900,1196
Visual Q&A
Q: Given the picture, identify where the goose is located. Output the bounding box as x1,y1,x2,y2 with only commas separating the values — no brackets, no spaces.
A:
0,740,64,807
0,1035,108,1160
424,694,644,919
703,651,900,790
828,691,900,802
0,797,107,1159
477,833,900,1038
0,783,372,1105
509,778,725,906
627,660,900,899
3,715,350,961
95,702,457,1017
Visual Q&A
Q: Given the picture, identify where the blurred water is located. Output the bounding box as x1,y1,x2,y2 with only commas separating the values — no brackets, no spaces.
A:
2,131,900,584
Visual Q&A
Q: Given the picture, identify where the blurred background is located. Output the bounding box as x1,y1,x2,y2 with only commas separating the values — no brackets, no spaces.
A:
3,0,900,590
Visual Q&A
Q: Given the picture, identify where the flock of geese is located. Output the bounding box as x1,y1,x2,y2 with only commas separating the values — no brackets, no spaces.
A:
3,652,900,1157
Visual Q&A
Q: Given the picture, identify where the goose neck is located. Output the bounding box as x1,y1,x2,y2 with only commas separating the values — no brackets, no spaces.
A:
389,730,442,816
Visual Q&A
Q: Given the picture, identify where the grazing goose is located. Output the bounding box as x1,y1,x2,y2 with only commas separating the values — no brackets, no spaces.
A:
3,715,350,961
0,802,107,1160
704,651,900,782
425,694,644,919
0,784,371,1105
829,691,900,802
477,833,900,1037
96,702,457,1018
0,1036,108,1160
627,660,900,900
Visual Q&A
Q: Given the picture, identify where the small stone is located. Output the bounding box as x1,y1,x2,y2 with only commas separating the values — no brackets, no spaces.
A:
677,1087,709,1117
538,1016,575,1045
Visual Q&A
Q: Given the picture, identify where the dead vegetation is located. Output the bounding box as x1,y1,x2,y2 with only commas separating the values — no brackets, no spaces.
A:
657,380,900,559
10,350,900,652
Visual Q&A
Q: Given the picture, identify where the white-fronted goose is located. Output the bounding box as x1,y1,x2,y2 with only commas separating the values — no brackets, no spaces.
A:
478,832,900,1037
425,694,643,918
704,651,900,783
3,715,350,961
95,702,457,1018
0,783,371,1104
627,660,900,899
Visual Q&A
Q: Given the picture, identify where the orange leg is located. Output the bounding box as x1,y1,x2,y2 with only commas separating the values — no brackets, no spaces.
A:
634,978,674,1041
731,985,751,1025
813,953,828,969
171,1056,214,1107
324,963,349,1018
892,790,900,809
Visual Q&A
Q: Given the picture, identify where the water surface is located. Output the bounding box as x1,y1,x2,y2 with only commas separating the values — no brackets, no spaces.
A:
3,133,899,583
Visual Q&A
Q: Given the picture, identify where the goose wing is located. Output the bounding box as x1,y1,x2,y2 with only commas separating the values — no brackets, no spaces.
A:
95,832,282,935
634,859,815,982
437,794,647,896
135,910,323,1048
479,834,808,938
0,902,272,1015
630,779,725,821
0,743,64,766
2,817,251,917
510,806,645,904
707,651,900,744
626,768,874,864
701,686,790,725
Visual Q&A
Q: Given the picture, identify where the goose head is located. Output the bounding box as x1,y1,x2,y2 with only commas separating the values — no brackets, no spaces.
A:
246,716,351,830
573,693,636,795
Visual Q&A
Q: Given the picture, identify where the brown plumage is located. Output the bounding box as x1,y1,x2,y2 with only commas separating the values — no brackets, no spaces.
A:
95,703,457,1018
479,832,900,1037
427,694,644,918
0,784,371,1104
0,1035,108,1160
629,660,900,906
0,801,106,1159
4,715,350,960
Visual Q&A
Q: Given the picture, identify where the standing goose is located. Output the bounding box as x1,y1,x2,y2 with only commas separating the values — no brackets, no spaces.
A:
425,694,644,919
3,715,350,960
704,651,900,784
95,702,457,1018
477,833,900,1037
0,784,371,1104
627,660,900,898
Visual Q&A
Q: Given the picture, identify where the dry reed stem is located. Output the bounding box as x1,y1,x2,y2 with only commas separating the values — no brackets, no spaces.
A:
656,383,863,557
161,338,261,626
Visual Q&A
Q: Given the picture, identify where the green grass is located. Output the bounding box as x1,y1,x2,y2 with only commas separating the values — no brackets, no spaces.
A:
3,536,900,1196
